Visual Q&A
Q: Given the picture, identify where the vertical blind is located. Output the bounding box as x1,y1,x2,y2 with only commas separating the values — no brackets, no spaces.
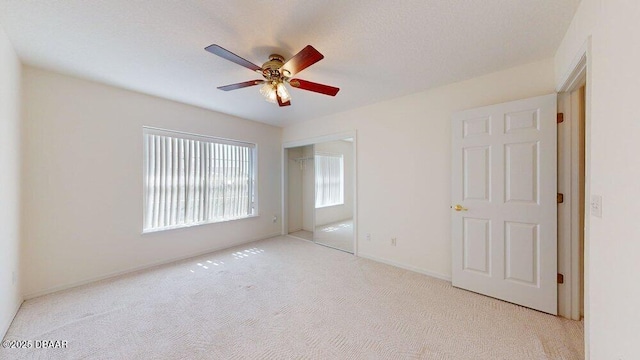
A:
315,153,344,208
143,128,256,232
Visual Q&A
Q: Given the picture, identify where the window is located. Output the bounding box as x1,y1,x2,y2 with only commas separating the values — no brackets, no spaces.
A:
315,153,344,208
143,127,256,232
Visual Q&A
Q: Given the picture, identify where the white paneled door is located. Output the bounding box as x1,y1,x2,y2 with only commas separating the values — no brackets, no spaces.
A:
451,94,558,314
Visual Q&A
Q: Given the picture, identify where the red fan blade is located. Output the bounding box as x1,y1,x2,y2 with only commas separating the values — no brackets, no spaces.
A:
289,79,340,96
217,80,265,91
280,45,324,76
277,93,291,107
205,44,261,72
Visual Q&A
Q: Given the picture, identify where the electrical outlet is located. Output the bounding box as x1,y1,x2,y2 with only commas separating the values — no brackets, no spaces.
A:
366,233,371,241
272,215,278,223
391,238,397,246
590,195,602,218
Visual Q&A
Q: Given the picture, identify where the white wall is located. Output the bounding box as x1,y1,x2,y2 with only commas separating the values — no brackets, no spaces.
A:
21,67,282,297
315,140,354,226
0,26,22,339
556,1,640,358
284,59,555,279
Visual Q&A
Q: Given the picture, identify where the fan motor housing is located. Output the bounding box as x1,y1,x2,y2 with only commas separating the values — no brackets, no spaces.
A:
262,54,287,80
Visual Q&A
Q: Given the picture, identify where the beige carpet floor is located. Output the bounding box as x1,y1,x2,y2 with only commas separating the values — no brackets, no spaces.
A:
1,236,583,359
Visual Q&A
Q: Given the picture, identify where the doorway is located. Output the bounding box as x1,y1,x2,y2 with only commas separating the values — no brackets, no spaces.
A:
286,145,315,241
283,133,357,254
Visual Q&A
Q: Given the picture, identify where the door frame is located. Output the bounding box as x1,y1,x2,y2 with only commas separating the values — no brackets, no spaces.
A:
282,130,358,255
556,38,591,326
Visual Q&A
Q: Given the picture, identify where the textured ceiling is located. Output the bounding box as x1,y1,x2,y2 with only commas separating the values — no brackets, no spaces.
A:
0,0,579,127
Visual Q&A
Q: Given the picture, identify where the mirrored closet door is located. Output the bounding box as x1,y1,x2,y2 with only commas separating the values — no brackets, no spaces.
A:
313,139,354,253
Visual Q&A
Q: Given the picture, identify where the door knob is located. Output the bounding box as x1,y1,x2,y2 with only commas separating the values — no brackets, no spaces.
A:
452,204,468,212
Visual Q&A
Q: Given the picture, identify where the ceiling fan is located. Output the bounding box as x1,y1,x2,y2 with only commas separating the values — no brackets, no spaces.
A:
205,44,340,107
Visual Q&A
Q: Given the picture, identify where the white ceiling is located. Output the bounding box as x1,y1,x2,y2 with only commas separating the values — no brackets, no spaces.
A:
0,0,579,127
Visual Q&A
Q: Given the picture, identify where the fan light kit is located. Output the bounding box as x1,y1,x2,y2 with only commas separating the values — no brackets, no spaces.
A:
205,44,340,107
259,82,290,104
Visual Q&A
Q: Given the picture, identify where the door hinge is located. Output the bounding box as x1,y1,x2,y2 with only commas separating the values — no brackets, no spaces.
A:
557,273,564,284
557,113,564,123
557,193,564,203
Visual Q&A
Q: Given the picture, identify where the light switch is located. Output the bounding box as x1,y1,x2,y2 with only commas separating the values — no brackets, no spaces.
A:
590,194,602,218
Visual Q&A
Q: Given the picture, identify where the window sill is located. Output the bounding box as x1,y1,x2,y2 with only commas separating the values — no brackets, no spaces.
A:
315,203,344,209
142,214,259,234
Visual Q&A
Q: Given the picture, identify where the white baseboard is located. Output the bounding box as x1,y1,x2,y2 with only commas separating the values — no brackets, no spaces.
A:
357,253,452,282
23,232,282,300
1,298,23,341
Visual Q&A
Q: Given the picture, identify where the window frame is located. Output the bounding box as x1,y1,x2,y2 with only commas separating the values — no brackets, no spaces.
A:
142,126,259,234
